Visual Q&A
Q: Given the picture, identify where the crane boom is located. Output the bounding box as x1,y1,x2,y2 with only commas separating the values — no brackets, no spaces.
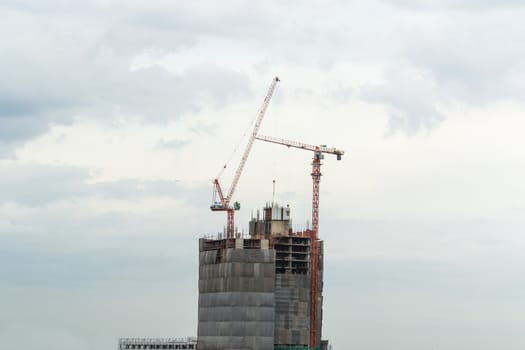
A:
256,133,344,350
211,77,280,238
255,134,344,158
225,77,280,203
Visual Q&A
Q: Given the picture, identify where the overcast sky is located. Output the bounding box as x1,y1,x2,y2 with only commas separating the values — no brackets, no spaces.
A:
1,1,525,349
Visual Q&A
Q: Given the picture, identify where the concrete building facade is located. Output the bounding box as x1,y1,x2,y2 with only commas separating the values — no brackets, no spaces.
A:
198,203,325,350
198,238,276,350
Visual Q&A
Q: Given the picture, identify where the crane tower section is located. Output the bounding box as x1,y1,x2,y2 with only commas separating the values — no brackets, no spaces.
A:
255,134,344,350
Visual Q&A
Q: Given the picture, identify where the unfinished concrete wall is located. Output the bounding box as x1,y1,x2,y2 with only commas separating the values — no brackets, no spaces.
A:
198,239,275,350
198,232,325,350
273,236,311,349
316,240,324,348
274,274,310,347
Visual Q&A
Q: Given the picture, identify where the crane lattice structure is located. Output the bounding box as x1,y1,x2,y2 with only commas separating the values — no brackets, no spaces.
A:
210,77,280,239
255,134,344,350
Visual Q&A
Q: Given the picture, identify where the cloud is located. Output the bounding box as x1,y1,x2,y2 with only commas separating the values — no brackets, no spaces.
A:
0,230,193,288
0,164,209,291
3,0,524,140
354,4,525,133
0,163,213,207
2,2,525,349
399,9,525,105
0,5,251,149
381,0,525,11
360,65,444,133
0,165,89,206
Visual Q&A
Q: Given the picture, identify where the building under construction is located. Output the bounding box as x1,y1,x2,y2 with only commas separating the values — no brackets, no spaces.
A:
201,77,342,350
114,77,344,350
118,77,340,350
198,203,328,350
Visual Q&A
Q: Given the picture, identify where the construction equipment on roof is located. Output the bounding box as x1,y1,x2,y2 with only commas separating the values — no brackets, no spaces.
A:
210,77,280,239
255,133,344,350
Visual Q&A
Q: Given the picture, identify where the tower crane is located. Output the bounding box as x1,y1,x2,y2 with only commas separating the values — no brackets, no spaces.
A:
255,133,344,350
210,77,280,239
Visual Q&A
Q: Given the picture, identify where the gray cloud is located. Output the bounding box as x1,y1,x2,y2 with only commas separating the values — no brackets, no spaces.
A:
325,256,525,350
0,230,199,346
0,164,211,207
5,0,524,139
0,231,194,288
0,4,251,149
400,10,525,104
0,164,208,291
360,65,444,133
124,3,276,43
354,4,525,133
2,2,525,349
0,114,58,143
0,165,89,206
381,0,525,11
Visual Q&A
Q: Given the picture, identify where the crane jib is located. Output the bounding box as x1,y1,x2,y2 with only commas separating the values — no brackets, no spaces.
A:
210,77,280,239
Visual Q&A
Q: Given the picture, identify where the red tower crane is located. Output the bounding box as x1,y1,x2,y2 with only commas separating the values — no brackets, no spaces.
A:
255,134,344,350
210,77,280,239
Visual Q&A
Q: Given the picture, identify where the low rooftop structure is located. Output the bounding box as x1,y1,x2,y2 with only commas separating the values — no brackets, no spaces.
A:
118,337,197,349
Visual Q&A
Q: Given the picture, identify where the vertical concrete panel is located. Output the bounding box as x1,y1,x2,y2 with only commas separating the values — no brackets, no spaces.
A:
274,273,311,347
198,245,275,350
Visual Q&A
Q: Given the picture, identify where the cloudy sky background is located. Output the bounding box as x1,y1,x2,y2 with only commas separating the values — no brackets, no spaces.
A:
1,1,525,349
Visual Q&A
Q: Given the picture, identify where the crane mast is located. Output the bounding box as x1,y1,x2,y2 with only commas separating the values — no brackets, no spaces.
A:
211,77,280,239
255,134,344,350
